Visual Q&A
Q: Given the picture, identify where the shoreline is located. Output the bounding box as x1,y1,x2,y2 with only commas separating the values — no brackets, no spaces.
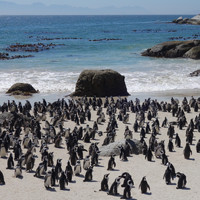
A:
0,88,199,104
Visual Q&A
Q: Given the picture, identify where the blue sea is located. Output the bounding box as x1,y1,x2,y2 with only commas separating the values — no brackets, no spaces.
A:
0,15,200,102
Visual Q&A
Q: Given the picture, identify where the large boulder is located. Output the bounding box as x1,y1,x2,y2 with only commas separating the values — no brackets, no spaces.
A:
190,69,200,77
6,83,38,95
99,139,143,157
141,40,200,59
71,69,130,97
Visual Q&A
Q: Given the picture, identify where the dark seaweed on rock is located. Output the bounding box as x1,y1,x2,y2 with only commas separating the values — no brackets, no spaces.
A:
89,38,122,42
0,52,33,60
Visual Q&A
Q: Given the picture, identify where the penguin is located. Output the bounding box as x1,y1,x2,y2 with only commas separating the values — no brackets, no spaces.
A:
168,138,174,152
99,174,109,191
163,166,173,185
83,166,93,182
77,145,87,160
0,170,5,185
59,171,68,190
121,179,134,199
139,176,150,194
196,139,200,153
51,167,56,186
145,147,153,161
55,159,62,181
44,171,52,189
65,161,73,182
119,146,128,161
175,133,181,147
167,162,176,179
14,163,22,178
107,155,116,170
83,155,90,170
176,172,187,189
74,160,81,176
183,143,192,159
7,153,14,169
121,172,134,188
70,148,78,166
26,153,35,172
161,152,168,165
107,176,121,196
34,158,48,178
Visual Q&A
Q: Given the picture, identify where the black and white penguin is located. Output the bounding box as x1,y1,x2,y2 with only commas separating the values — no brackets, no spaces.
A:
77,145,87,160
121,179,134,199
26,154,35,172
183,143,192,159
107,155,116,170
121,172,134,188
51,167,56,186
7,153,14,169
74,160,81,176
99,174,109,191
168,138,174,152
34,158,48,178
44,171,52,189
70,148,78,166
145,147,153,161
161,152,168,165
83,166,93,182
139,176,150,193
55,159,62,181
176,172,187,189
175,133,181,147
119,146,128,161
0,170,5,185
59,171,68,190
163,166,173,185
65,161,73,182
107,176,121,196
83,155,90,170
196,139,200,153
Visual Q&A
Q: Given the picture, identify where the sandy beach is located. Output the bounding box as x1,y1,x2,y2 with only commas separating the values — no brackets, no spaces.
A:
0,93,200,200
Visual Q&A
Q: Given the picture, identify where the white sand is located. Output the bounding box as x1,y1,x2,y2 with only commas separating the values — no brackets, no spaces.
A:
0,96,200,200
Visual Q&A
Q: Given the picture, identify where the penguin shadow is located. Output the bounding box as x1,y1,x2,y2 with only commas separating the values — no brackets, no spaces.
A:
70,180,77,183
168,182,176,186
15,175,23,179
55,146,65,149
60,188,70,191
143,192,152,195
47,187,57,192
181,187,191,190
75,174,84,178
27,170,36,174
188,158,195,161
109,169,120,172
0,156,7,159
95,164,104,168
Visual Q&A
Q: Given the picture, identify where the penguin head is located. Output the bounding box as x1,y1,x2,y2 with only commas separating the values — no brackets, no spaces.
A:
116,176,121,184
127,180,134,188
142,176,146,181
104,174,109,179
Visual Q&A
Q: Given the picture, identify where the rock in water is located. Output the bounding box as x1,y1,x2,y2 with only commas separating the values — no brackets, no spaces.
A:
71,69,130,97
6,83,38,96
141,40,200,59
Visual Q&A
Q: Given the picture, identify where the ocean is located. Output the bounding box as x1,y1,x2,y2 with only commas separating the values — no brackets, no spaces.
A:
0,15,200,103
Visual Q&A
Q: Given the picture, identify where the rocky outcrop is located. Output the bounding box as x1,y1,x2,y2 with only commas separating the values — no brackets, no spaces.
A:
141,40,200,59
172,14,200,25
190,69,200,77
0,52,33,60
71,69,130,97
6,83,38,96
99,139,143,157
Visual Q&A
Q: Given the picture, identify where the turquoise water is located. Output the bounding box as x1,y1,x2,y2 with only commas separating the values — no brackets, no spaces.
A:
0,15,200,95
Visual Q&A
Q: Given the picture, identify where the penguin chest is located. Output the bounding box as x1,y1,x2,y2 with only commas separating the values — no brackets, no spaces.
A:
75,165,81,175
15,168,22,177
45,176,51,187
83,161,90,170
0,147,7,157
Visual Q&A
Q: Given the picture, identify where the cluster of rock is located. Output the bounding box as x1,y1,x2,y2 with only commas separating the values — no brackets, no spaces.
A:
71,69,130,97
6,83,39,96
172,14,200,25
0,52,33,60
39,37,83,41
99,139,143,156
190,69,200,77
141,40,200,59
5,43,61,52
89,38,122,42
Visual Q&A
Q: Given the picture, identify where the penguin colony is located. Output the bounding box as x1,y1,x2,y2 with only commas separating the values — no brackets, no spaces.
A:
0,96,199,199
